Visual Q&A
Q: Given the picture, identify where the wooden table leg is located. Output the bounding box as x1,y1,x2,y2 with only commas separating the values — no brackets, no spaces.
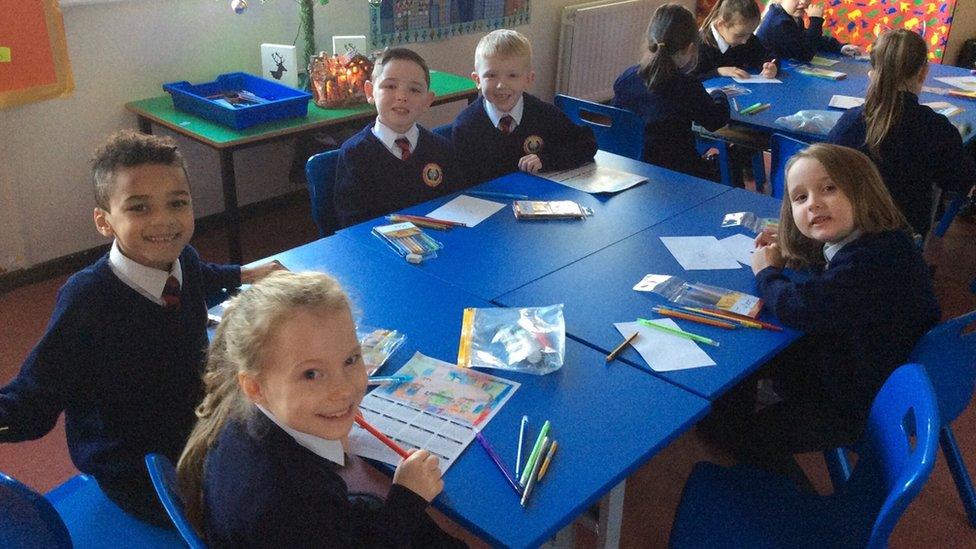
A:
218,149,243,264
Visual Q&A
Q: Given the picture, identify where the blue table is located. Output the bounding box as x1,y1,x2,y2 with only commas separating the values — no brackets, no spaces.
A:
496,188,801,401
243,235,711,548
704,56,976,144
337,151,730,301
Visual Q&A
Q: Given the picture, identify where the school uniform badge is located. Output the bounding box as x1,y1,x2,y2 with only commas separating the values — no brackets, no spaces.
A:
523,135,544,154
422,163,444,187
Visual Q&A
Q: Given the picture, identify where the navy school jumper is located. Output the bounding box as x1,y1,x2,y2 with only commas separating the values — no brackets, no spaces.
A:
756,3,842,62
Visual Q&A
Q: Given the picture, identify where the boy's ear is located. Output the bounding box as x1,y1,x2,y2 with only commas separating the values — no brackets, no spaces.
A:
527,70,536,87
364,80,375,104
422,90,435,111
93,207,114,238
238,372,266,407
470,71,480,85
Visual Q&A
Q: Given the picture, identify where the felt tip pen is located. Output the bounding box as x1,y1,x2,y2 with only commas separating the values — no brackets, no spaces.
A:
467,191,530,200
520,420,551,486
739,101,763,115
637,318,720,347
520,436,549,508
515,415,528,478
747,103,771,115
475,432,523,496
367,375,412,386
354,414,411,459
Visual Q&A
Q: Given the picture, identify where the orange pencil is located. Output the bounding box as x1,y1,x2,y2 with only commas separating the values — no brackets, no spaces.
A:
354,414,410,459
653,307,737,329
686,307,782,332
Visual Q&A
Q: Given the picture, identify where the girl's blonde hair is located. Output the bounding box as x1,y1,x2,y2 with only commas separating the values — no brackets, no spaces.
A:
638,3,699,89
864,29,928,158
700,0,762,48
177,270,351,532
778,144,909,268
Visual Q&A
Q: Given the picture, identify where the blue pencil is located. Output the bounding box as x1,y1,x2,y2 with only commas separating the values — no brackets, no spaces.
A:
476,432,523,495
467,191,529,200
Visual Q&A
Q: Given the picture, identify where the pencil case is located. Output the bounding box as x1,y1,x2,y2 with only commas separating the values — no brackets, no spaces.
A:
634,274,763,318
457,305,565,375
372,222,443,260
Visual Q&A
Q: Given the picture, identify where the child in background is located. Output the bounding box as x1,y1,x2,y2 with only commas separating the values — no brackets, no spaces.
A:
699,144,939,487
452,29,597,185
334,48,464,229
0,131,282,525
693,0,777,81
828,29,976,238
613,3,730,180
178,271,465,547
756,0,860,62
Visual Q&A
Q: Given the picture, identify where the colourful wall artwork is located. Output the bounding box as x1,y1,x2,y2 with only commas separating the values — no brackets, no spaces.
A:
371,0,530,48
823,0,957,62
0,0,74,108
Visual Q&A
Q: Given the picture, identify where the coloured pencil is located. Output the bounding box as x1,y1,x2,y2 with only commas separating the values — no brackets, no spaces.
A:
606,332,639,362
476,432,523,495
393,213,466,227
520,436,549,507
637,318,720,347
387,215,452,230
515,415,528,478
537,440,558,481
681,306,763,328
519,420,551,486
686,306,782,332
747,103,771,115
354,414,410,459
468,191,529,200
739,102,762,115
652,307,738,329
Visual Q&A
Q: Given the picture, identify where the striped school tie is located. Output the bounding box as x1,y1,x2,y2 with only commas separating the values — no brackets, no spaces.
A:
162,275,181,310
498,115,515,135
394,137,411,161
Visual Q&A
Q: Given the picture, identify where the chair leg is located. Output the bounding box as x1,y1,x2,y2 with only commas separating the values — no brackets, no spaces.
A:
934,196,964,237
940,426,976,528
751,152,767,194
823,447,852,490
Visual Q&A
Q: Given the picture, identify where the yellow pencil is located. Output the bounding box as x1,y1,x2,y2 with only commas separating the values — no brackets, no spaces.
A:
606,332,639,362
537,440,558,481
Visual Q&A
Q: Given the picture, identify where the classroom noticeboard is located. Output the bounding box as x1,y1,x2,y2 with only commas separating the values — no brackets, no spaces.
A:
0,0,74,108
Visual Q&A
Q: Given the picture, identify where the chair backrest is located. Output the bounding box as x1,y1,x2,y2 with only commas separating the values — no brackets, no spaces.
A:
840,363,940,549
554,94,644,160
910,310,976,423
769,133,809,199
145,454,207,549
0,471,71,549
305,149,341,237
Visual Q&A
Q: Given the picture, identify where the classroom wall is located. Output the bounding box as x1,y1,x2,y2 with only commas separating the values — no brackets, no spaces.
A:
3,0,691,273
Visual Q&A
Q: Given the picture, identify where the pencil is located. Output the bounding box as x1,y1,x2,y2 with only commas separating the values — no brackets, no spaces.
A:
395,213,466,227
354,414,410,459
367,375,412,386
519,419,551,486
606,332,639,362
468,191,529,200
749,103,771,115
476,432,523,495
515,415,528,478
682,306,762,328
637,318,720,347
537,440,558,481
687,307,782,332
387,215,452,230
652,307,738,329
739,101,762,115
520,436,549,507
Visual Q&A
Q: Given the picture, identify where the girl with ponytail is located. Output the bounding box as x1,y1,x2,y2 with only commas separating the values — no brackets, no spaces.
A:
693,0,777,81
828,29,975,238
178,271,464,547
613,3,731,180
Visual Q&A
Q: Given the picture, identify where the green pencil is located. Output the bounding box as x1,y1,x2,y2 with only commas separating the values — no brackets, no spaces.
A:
739,102,762,115
519,420,551,486
637,318,720,347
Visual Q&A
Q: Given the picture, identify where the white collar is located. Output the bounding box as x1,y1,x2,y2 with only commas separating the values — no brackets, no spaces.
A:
483,94,525,129
256,404,345,467
823,229,862,263
108,240,182,306
372,119,419,159
710,24,732,54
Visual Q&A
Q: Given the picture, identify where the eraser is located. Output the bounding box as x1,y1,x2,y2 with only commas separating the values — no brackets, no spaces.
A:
405,253,423,264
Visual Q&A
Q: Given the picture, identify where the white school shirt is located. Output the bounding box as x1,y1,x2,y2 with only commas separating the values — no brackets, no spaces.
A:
108,240,182,306
256,404,345,466
372,119,419,160
710,24,731,54
484,94,525,131
823,229,862,265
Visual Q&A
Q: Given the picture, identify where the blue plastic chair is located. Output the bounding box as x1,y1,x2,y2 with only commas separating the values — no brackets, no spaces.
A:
305,149,340,237
826,311,976,527
933,194,966,237
769,133,810,199
146,454,206,549
554,94,643,160
670,362,940,548
46,474,184,547
0,471,71,548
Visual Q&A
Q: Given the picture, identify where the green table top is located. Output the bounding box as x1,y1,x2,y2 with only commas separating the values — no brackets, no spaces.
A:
125,71,478,148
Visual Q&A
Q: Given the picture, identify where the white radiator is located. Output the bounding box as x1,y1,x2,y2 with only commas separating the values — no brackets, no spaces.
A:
555,0,696,103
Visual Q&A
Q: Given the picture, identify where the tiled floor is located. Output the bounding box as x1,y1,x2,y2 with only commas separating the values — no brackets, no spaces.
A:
1,197,974,547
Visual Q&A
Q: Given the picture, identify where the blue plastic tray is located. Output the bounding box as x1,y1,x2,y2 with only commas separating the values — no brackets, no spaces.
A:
163,72,311,130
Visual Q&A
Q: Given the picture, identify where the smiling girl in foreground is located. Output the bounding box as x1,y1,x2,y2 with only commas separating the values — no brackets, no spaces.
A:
699,144,939,485
178,271,464,547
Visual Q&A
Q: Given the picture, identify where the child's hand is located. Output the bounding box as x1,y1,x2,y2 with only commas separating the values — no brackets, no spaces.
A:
393,449,443,502
760,61,778,79
240,260,287,284
755,227,778,248
752,244,786,274
805,3,824,18
518,154,542,173
717,66,751,80
840,44,861,57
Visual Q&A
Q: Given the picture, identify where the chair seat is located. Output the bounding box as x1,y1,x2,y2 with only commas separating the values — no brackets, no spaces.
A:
46,475,184,548
670,462,851,549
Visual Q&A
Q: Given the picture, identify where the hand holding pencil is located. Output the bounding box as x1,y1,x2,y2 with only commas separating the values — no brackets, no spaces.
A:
393,449,444,502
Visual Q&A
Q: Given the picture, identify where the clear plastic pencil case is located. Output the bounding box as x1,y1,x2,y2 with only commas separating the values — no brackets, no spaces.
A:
372,221,443,259
457,304,566,375
634,274,763,318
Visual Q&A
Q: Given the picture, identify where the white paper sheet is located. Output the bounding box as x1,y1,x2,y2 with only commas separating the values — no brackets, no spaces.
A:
426,195,505,227
539,163,647,194
614,320,715,372
718,233,756,267
934,76,976,91
922,101,963,118
660,236,743,270
828,95,864,109
731,75,782,84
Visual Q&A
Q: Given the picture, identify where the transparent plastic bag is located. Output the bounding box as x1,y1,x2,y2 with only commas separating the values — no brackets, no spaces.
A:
633,274,763,317
774,109,842,136
457,305,565,375
722,212,778,234
357,326,406,375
